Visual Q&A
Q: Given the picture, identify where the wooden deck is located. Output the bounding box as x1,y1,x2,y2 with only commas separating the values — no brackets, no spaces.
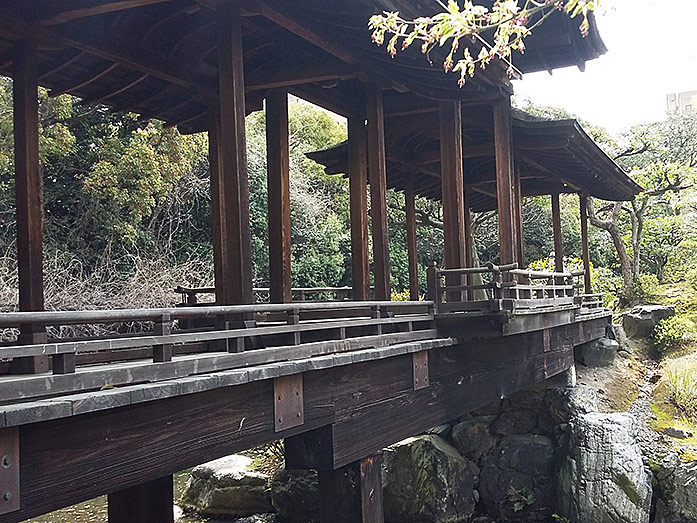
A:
0,296,611,522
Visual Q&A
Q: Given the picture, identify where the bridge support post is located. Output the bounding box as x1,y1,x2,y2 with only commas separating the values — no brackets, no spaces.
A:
579,195,592,294
551,192,564,272
318,454,384,523
405,178,419,301
12,43,48,374
107,475,173,523
349,112,370,301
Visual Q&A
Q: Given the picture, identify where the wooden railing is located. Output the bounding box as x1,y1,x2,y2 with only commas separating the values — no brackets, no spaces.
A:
175,285,365,305
427,262,590,314
0,301,435,398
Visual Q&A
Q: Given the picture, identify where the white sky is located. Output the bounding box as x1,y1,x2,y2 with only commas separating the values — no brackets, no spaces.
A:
512,0,697,134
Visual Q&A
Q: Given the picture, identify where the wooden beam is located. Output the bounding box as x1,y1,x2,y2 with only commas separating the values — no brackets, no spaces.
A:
107,475,173,523
0,12,216,101
246,62,357,92
34,0,172,26
348,115,370,301
318,455,384,523
266,89,292,303
215,0,252,305
405,179,419,301
579,195,592,294
551,192,564,272
50,62,120,97
13,44,48,373
514,162,524,265
493,97,517,266
366,84,391,301
81,73,149,105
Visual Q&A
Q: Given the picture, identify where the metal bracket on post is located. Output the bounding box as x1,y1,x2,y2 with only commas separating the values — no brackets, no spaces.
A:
413,351,429,390
0,428,19,516
274,374,304,432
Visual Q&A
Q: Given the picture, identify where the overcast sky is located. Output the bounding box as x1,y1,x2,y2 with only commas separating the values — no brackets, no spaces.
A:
512,0,697,134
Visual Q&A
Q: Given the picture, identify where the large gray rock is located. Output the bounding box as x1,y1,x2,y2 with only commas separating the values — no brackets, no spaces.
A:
653,452,697,523
610,324,631,353
479,435,556,522
575,337,618,367
557,413,651,523
180,455,273,518
623,305,675,339
269,468,318,523
451,417,496,462
544,385,598,424
382,435,479,523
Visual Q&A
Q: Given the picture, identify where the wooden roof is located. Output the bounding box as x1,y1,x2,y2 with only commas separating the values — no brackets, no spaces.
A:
306,108,642,212
0,0,606,133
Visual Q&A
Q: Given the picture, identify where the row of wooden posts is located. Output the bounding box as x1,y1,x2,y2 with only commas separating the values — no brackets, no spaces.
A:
8,2,593,375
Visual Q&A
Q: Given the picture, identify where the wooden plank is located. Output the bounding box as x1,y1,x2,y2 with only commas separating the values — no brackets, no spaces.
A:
12,44,48,374
404,178,419,301
551,192,564,272
440,101,466,302
579,195,592,294
349,114,370,301
493,97,517,266
318,455,384,523
266,89,292,303
216,0,253,305
107,475,173,523
366,84,390,301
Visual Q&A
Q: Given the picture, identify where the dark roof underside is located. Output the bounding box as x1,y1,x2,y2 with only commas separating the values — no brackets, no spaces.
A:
0,0,606,134
306,111,641,211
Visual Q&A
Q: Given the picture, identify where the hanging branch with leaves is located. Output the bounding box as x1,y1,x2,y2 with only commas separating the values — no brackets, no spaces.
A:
369,0,598,86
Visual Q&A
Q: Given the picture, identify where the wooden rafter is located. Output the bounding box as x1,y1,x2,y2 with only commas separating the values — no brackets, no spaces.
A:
32,0,173,26
245,62,357,92
81,73,149,105
50,62,120,97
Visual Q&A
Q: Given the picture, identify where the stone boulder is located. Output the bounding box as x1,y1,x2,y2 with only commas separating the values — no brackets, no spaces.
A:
451,417,496,462
623,305,675,339
557,413,651,523
610,324,631,353
180,455,273,518
269,467,318,523
544,385,598,424
653,452,697,523
575,337,618,367
382,435,479,522
478,435,556,522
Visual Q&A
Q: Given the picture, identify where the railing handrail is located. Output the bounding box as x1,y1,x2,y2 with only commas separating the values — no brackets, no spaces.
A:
175,285,359,295
0,300,431,327
508,269,573,279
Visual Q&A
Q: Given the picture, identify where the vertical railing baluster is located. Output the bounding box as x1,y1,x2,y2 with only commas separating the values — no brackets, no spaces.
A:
153,313,173,362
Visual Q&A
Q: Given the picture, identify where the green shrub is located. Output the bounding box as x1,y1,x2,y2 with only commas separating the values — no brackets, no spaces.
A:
664,240,697,283
633,274,660,304
687,268,697,292
667,368,697,419
654,316,696,356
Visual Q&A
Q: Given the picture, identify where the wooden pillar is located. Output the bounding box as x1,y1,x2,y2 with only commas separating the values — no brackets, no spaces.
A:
464,187,473,269
366,84,390,301
266,89,292,303
514,162,524,264
108,475,173,523
214,0,252,306
493,97,517,266
551,192,564,272
318,455,384,523
13,43,48,374
349,115,370,301
405,178,419,301
440,101,467,270
579,195,592,294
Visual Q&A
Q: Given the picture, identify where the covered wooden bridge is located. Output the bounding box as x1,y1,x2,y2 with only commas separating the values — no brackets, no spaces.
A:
0,1,637,522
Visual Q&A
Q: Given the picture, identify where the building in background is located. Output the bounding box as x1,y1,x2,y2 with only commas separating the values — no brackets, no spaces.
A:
667,91,697,114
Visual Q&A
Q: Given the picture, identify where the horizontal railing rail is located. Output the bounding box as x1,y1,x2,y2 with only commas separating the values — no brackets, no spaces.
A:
0,301,436,394
427,262,590,314
175,285,370,304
